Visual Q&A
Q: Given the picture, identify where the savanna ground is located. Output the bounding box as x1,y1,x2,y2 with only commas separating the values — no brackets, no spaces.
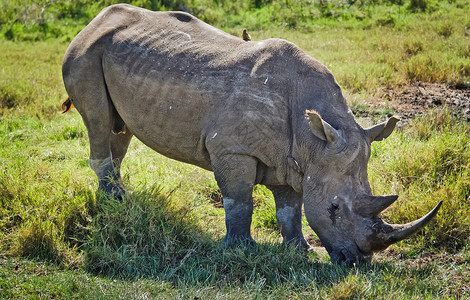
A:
0,0,469,298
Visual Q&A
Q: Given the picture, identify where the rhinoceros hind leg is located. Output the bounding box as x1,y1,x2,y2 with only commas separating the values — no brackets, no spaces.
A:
212,154,257,247
84,113,125,200
269,186,310,250
110,130,133,181
68,84,125,200
63,52,126,200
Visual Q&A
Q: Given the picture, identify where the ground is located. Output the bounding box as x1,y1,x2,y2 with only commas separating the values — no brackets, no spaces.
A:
379,83,470,122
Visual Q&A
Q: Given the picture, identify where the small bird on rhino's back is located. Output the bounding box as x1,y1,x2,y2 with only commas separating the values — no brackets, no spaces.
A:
242,28,251,41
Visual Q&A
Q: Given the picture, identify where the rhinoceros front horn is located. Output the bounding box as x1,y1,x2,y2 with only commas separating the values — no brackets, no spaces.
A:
383,201,442,245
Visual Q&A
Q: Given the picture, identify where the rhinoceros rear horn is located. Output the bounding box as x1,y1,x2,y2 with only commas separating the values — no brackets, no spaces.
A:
365,116,400,143
355,195,398,217
306,110,344,146
384,201,442,245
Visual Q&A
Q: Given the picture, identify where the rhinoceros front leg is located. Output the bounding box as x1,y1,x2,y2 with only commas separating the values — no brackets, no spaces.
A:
211,154,257,246
268,186,311,250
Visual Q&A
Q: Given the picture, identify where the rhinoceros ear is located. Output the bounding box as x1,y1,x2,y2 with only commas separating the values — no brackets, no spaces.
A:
306,110,344,146
365,116,400,143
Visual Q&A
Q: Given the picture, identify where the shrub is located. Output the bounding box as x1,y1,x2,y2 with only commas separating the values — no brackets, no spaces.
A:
407,0,438,12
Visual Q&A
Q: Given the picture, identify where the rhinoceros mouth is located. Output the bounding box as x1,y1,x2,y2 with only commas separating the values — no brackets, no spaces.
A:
330,243,372,265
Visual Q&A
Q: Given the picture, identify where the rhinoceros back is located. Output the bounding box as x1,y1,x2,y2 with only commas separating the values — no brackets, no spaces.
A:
63,4,318,172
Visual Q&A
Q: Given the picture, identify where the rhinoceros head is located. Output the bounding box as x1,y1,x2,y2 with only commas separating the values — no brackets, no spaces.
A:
302,110,441,265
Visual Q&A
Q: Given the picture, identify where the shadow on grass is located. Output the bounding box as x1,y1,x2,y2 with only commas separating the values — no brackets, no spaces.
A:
82,186,439,292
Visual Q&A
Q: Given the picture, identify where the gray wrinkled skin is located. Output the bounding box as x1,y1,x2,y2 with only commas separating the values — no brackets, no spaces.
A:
62,4,441,265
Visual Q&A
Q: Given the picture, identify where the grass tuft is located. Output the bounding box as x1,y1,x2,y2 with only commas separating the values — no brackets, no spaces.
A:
11,219,64,263
403,40,423,57
85,186,209,278
410,106,458,140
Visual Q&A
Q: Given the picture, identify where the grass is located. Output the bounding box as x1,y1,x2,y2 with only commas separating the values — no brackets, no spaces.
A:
0,256,454,298
0,40,67,117
2,2,469,105
0,1,469,298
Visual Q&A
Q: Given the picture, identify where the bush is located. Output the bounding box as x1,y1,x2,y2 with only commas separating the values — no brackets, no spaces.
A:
407,0,438,12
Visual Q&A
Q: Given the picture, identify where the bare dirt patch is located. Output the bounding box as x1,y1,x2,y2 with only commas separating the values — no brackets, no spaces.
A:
379,82,470,122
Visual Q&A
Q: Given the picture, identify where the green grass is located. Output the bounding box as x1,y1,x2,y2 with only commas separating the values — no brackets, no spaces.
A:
0,40,67,117
0,1,469,298
2,2,469,101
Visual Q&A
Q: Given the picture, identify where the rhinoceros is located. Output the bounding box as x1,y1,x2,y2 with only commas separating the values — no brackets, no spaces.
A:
62,4,441,265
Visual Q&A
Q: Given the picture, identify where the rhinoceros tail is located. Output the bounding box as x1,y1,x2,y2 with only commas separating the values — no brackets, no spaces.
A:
61,97,74,113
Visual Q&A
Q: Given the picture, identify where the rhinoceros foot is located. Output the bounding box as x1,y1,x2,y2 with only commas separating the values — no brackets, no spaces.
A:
284,236,312,252
98,179,125,201
222,235,257,248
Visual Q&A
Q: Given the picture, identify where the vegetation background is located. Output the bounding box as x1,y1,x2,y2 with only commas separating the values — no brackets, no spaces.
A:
0,0,469,298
